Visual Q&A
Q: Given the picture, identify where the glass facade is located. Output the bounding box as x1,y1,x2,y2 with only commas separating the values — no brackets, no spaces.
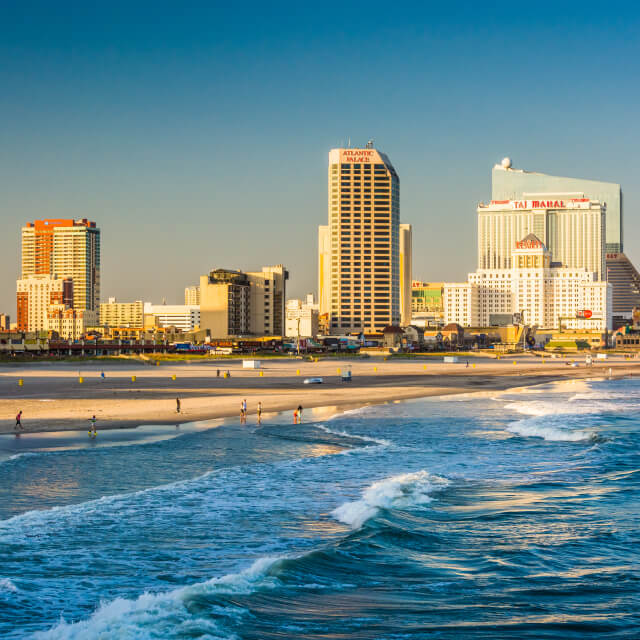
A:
492,165,622,253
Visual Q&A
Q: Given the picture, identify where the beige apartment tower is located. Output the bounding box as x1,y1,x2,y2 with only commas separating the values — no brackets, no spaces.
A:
319,146,403,334
199,265,288,338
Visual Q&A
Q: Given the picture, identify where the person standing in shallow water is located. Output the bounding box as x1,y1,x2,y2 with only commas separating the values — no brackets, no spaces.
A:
257,402,263,424
297,405,303,423
88,415,97,438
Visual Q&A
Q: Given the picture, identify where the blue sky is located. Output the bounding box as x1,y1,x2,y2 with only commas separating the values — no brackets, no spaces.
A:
2,2,640,314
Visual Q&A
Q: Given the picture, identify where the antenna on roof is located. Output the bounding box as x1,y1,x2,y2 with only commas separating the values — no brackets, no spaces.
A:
348,137,351,148
366,139,374,149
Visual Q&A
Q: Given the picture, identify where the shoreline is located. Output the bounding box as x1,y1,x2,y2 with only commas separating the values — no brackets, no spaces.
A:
1,357,638,435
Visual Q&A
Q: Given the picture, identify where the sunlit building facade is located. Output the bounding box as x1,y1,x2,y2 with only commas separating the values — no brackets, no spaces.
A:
319,146,403,334
444,235,611,330
20,218,100,313
477,198,605,280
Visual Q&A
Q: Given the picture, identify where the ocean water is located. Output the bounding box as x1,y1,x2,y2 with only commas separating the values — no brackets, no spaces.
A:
0,377,638,639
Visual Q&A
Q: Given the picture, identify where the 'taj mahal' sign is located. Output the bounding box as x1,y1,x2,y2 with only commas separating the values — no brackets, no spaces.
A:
512,200,567,209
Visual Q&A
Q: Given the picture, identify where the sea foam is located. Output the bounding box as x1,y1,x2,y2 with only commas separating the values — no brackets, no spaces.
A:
506,421,595,442
331,470,449,529
34,556,284,639
0,578,17,593
315,423,391,447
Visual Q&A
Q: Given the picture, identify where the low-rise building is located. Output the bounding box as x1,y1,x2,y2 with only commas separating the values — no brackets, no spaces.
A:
16,275,74,332
143,303,200,332
0,314,9,331
47,306,97,341
99,298,144,328
87,325,187,342
285,295,319,338
411,281,444,326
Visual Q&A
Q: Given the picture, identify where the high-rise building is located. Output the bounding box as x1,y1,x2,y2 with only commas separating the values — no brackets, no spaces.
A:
184,286,201,306
319,146,403,334
100,298,144,328
20,219,100,312
199,269,250,338
246,265,288,336
318,225,331,324
199,265,288,338
477,198,606,280
492,158,640,320
492,159,622,253
399,224,412,326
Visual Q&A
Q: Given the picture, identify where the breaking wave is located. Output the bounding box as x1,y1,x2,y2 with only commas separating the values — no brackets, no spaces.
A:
506,421,596,442
331,470,449,529
34,556,285,639
315,423,391,448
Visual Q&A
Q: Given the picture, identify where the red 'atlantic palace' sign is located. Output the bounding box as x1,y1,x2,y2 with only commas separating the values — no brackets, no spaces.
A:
341,149,375,163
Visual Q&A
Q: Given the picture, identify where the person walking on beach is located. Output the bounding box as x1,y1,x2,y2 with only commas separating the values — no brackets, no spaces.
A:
176,397,181,413
15,410,23,431
88,415,97,438
101,371,105,381
297,405,303,423
293,408,298,424
257,401,263,424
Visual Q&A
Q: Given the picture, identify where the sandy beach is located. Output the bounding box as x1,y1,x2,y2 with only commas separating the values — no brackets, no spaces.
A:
1,354,638,434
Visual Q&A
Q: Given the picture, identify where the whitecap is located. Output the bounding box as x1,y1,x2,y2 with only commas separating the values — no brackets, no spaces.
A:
315,423,391,447
0,578,17,593
34,556,284,639
506,420,595,442
331,470,449,529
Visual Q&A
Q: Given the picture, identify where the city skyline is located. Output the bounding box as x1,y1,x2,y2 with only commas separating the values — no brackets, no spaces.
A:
2,3,640,314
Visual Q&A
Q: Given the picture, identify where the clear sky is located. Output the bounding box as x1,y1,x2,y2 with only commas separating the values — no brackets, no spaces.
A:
2,1,640,315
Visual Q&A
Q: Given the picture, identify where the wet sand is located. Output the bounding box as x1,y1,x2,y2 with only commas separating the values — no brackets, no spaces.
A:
1,354,637,433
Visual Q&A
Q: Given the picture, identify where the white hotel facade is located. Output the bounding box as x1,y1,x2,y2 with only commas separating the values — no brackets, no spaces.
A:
445,198,611,331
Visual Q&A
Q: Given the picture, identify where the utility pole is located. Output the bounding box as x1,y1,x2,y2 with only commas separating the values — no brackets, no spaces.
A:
296,316,301,355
